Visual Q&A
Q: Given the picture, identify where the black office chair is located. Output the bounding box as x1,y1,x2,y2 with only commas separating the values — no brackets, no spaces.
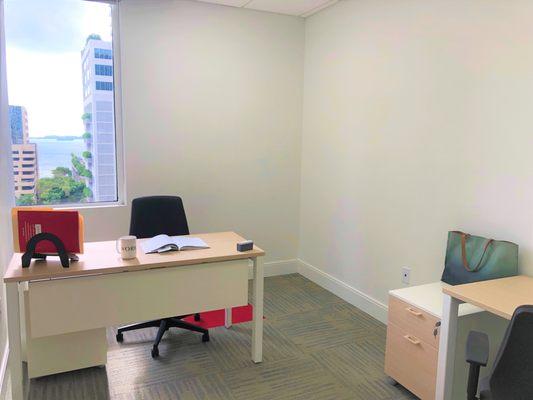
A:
465,305,533,400
115,196,209,358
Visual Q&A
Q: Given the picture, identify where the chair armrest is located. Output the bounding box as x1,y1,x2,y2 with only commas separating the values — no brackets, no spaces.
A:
466,331,489,367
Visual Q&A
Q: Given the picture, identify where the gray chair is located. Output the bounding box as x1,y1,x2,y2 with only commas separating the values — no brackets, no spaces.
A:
465,305,533,400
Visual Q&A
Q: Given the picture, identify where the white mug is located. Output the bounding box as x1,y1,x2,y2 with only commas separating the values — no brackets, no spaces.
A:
116,235,137,260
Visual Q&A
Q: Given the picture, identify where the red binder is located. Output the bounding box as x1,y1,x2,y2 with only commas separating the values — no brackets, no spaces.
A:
12,208,84,254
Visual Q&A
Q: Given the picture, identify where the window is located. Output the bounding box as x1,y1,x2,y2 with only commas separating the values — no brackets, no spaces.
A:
4,0,123,207
96,81,113,91
95,48,112,59
95,64,113,76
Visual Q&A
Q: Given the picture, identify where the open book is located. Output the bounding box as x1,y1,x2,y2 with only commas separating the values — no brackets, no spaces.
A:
141,234,210,254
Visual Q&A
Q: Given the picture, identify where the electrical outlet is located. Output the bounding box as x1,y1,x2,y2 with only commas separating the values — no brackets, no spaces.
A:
402,267,411,284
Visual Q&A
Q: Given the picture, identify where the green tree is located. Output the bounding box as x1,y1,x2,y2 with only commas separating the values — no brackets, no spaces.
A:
81,113,92,121
81,169,92,178
82,151,92,159
52,167,72,178
16,194,36,206
82,132,92,139
71,154,93,179
37,176,91,204
83,186,93,199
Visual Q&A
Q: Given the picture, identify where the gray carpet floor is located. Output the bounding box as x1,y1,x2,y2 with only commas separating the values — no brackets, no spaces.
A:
27,274,417,400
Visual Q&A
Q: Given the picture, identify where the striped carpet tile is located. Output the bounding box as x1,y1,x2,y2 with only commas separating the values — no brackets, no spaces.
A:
27,274,417,400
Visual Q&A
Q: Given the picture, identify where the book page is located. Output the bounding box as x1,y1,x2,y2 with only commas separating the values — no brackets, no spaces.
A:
172,236,209,250
141,234,173,254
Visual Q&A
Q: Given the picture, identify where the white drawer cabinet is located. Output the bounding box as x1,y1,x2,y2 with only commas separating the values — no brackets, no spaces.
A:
385,282,508,400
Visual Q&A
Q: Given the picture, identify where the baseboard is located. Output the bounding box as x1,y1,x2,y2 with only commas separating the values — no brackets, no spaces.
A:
264,259,299,277
0,342,8,400
248,259,298,279
297,259,388,324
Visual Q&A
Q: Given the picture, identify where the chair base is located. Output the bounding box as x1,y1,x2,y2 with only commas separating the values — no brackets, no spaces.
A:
116,313,208,358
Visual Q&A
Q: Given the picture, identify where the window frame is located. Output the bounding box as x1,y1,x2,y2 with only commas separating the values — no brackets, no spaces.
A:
8,1,126,210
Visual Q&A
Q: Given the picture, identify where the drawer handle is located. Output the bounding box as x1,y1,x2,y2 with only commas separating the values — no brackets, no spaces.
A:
404,335,421,345
405,307,423,317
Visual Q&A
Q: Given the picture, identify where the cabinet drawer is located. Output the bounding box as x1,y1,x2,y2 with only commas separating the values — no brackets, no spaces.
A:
388,295,440,348
385,322,438,400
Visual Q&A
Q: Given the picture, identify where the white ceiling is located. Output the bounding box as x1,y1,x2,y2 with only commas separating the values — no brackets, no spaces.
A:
195,0,338,18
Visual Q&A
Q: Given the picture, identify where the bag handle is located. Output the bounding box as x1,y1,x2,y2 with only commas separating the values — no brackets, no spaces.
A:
460,232,494,272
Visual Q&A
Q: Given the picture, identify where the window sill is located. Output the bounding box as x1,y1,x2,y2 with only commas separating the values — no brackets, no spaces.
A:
54,201,127,211
15,203,126,211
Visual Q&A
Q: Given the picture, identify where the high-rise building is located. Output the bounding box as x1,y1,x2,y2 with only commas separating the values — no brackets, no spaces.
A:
9,105,29,144
9,105,38,199
12,144,38,197
81,35,117,202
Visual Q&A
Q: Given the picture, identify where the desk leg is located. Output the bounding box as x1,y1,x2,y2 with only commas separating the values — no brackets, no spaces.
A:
6,282,23,400
436,294,460,400
251,256,264,363
224,308,232,329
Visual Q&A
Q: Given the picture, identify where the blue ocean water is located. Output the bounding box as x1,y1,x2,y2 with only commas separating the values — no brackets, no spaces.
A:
30,138,86,178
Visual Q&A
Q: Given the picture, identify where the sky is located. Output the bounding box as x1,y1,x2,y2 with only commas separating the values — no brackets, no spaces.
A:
4,0,112,137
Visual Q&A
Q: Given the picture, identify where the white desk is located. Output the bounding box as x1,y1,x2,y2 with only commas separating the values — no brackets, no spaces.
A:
436,276,533,400
3,231,265,400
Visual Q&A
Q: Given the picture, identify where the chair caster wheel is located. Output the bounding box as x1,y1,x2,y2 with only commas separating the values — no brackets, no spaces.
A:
202,333,210,342
116,333,123,343
151,346,159,358
194,313,201,321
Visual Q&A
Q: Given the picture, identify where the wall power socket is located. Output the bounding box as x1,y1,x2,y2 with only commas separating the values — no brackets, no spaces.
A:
402,267,411,285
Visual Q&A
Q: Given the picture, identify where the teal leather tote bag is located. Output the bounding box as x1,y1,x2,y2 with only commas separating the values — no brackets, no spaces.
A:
441,231,518,286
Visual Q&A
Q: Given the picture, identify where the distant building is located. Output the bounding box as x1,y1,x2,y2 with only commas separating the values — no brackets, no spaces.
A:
81,36,117,202
9,105,37,198
9,105,29,144
12,144,38,197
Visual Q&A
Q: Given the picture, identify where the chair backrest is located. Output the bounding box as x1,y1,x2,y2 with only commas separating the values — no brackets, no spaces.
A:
129,196,190,239
490,305,533,399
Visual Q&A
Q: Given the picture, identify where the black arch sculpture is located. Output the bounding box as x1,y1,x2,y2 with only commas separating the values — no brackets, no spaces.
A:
21,232,70,268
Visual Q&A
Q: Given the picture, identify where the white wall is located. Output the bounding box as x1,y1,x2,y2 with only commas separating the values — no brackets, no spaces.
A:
4,0,533,358
80,0,305,265
0,0,14,391
300,0,533,308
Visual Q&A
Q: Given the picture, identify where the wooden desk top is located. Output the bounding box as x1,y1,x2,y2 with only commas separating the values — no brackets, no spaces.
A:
3,231,265,283
443,275,533,320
